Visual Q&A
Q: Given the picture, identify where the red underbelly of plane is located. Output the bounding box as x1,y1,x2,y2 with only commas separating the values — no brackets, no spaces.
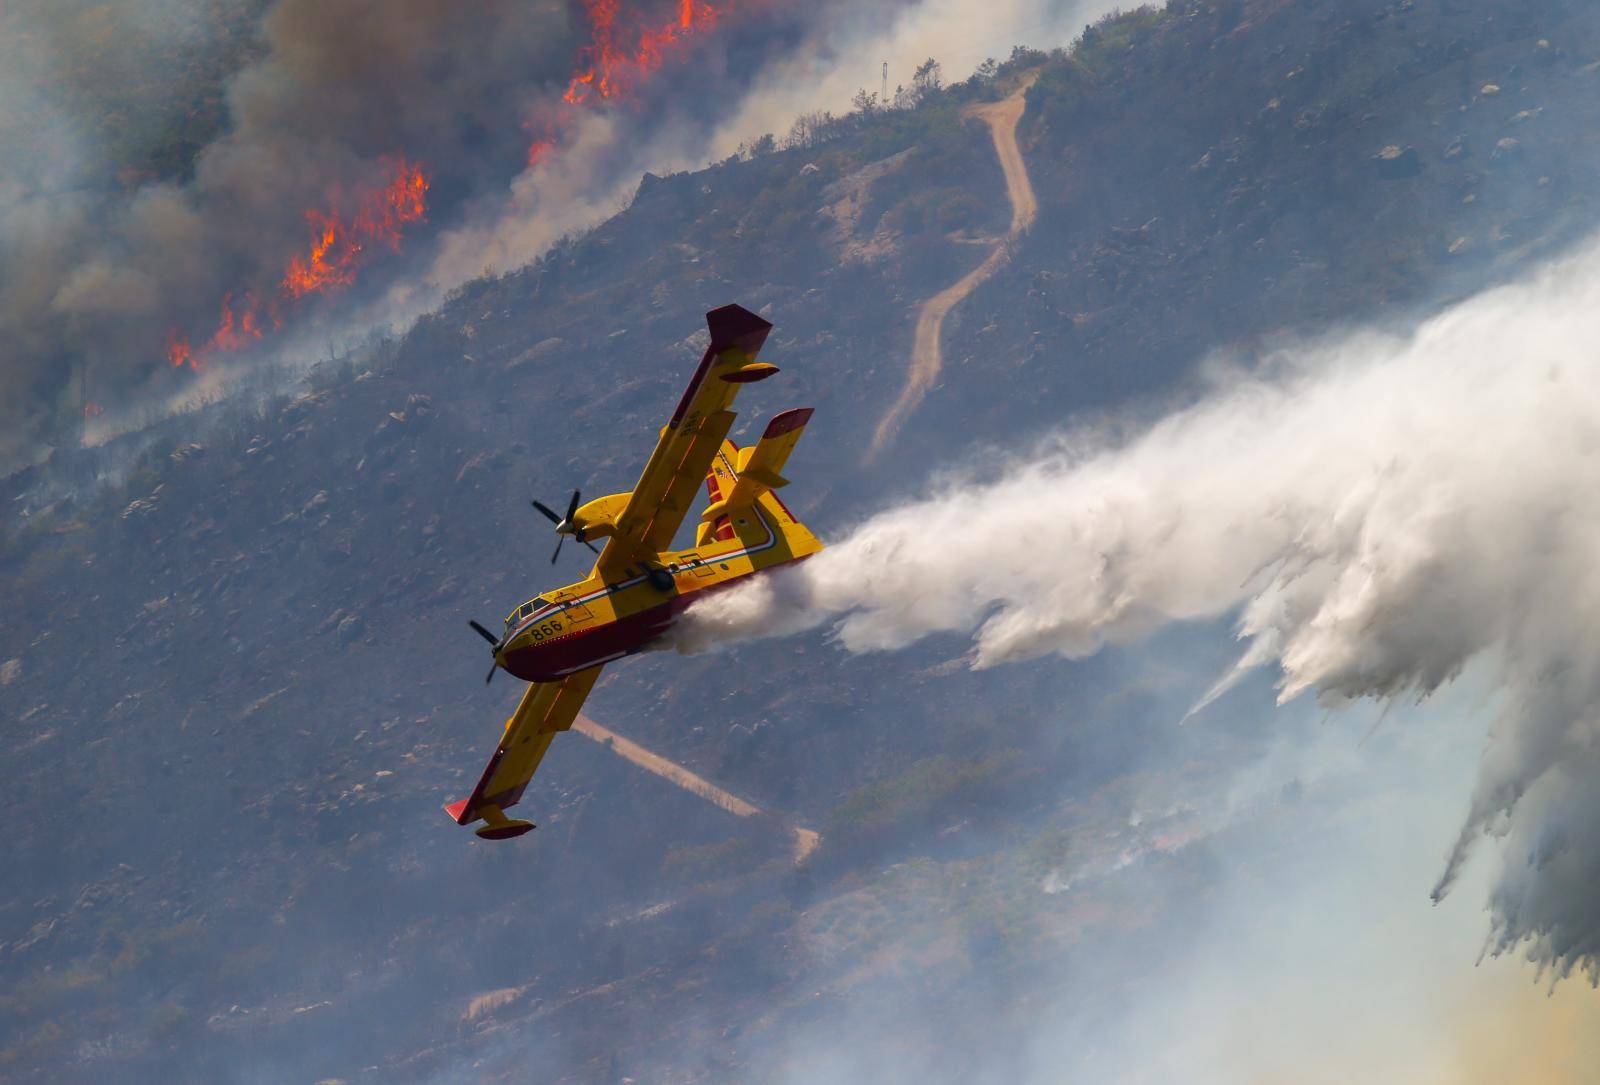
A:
500,595,690,682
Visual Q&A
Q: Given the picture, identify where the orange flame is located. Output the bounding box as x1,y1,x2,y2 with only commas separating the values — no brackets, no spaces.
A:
162,158,428,374
562,0,721,107
165,332,199,372
210,291,269,352
282,157,430,298
528,1,725,166
165,292,269,371
160,0,726,382
527,133,556,169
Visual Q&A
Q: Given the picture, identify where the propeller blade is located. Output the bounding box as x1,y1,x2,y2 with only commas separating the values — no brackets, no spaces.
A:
565,489,581,523
485,661,498,684
531,499,562,525
550,536,564,564
582,538,601,555
469,619,499,646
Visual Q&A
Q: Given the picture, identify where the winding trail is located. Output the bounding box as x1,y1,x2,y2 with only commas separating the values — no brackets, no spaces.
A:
868,71,1039,459
573,714,820,863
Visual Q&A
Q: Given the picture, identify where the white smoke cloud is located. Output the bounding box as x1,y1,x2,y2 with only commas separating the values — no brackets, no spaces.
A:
678,234,1600,976
707,0,1114,155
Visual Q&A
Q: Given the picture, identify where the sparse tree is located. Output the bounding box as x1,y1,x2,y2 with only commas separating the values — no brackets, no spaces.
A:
913,57,943,97
784,111,813,149
1008,44,1047,69
786,110,843,150
850,87,878,114
975,57,999,82
736,133,777,160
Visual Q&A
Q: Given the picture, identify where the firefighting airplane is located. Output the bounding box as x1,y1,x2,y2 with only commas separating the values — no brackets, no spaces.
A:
446,304,823,839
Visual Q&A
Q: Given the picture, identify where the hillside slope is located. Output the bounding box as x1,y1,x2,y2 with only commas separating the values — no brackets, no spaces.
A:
5,1,1600,1080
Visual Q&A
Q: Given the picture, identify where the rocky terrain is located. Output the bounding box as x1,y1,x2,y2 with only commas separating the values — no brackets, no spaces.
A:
5,1,1600,1080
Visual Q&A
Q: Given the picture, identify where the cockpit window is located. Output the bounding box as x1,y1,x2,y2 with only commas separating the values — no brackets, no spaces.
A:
505,596,553,627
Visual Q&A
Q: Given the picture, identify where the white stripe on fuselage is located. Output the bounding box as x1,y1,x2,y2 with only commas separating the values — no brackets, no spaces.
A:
507,474,779,640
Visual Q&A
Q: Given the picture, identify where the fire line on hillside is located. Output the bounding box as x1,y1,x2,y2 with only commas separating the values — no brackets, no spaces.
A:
159,0,731,382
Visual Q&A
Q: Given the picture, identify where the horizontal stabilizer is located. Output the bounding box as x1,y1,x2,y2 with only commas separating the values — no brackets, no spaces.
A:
699,408,813,528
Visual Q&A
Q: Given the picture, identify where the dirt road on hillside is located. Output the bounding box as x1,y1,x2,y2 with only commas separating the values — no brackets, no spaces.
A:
868,72,1039,459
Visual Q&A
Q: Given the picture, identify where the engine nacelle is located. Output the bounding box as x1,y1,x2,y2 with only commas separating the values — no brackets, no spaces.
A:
571,492,632,539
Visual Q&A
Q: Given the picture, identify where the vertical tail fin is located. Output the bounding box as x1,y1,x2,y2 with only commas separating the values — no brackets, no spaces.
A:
695,408,814,546
695,408,814,545
697,440,741,546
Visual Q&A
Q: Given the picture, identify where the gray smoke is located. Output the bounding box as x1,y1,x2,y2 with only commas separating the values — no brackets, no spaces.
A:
677,234,1600,979
3,0,1119,468
1,0,579,464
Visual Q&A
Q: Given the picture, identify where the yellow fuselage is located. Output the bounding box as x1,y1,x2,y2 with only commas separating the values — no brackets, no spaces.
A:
497,491,820,682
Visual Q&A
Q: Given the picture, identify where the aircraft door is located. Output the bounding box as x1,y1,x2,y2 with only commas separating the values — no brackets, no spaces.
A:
552,591,594,622
678,551,716,578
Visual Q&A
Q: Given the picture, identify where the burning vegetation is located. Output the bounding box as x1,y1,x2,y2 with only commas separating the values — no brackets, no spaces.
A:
166,291,276,372
282,158,430,300
531,1,727,170
160,0,727,383
165,158,430,372
562,0,722,106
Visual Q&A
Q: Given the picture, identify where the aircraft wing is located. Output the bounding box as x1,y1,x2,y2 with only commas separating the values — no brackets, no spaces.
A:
599,304,777,566
444,664,603,834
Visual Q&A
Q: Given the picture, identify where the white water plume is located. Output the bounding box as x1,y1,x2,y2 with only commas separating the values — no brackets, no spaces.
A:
678,235,1600,977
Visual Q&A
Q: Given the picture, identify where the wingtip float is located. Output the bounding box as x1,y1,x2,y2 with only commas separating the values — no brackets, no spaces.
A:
446,303,823,841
